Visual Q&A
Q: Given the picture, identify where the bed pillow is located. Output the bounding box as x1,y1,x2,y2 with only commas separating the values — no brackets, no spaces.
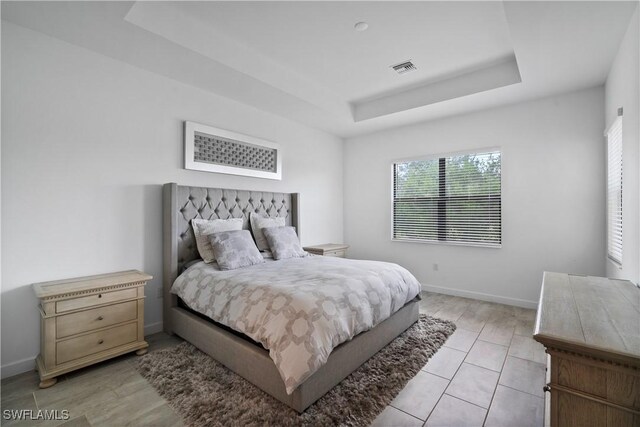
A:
209,230,265,271
192,218,243,263
262,226,307,260
250,212,286,251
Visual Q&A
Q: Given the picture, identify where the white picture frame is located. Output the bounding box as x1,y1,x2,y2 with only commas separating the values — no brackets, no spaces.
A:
184,121,282,180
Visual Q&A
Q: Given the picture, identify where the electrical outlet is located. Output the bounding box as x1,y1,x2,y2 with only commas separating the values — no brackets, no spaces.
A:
433,263,439,272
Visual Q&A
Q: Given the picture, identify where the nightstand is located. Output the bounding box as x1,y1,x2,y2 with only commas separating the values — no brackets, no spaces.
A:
32,270,152,388
303,243,349,258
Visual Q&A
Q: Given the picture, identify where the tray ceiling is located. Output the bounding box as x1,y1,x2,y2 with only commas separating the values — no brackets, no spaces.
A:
2,1,637,137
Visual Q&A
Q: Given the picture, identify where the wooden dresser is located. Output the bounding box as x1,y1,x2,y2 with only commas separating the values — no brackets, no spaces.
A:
303,243,349,258
33,270,152,388
534,272,640,427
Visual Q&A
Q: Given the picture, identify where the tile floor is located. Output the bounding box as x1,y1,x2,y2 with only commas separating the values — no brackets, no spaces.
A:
0,334,184,427
372,292,546,427
1,292,546,426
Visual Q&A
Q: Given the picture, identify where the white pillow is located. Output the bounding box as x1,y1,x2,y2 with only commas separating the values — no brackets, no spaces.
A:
250,212,285,251
192,218,243,263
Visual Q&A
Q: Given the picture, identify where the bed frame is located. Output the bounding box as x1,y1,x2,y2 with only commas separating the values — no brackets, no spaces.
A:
163,182,419,412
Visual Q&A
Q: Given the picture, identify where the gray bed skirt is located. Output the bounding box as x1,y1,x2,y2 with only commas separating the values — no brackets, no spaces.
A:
169,299,420,412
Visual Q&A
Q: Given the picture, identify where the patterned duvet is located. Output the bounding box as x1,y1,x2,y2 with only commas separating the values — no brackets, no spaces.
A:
171,256,421,394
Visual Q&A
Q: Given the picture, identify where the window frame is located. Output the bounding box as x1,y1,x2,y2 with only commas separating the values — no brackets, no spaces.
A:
390,147,503,249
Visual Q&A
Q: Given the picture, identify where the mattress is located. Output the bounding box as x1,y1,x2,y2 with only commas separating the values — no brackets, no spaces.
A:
171,256,421,394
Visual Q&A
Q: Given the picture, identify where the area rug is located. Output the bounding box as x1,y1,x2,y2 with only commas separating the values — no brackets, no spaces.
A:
135,314,455,427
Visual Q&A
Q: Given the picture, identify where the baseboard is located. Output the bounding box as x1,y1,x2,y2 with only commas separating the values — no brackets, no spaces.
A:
421,283,538,309
1,356,36,379
2,322,165,379
144,321,163,336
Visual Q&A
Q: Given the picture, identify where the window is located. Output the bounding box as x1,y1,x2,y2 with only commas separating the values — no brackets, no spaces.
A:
393,149,501,247
606,115,623,265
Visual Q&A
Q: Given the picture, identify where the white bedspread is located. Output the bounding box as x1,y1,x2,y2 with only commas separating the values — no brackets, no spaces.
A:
171,256,421,394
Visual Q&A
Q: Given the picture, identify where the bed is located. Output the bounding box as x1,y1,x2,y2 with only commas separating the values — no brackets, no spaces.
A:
163,183,420,412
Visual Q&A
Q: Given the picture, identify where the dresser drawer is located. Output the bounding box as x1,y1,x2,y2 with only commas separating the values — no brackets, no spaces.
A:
56,322,138,364
56,288,137,313
56,301,137,338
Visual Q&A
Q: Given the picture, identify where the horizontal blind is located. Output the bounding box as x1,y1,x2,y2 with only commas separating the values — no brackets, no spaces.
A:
393,150,501,247
607,117,623,265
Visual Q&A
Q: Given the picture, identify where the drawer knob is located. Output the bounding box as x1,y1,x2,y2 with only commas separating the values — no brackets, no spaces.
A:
98,339,104,345
98,294,102,298
96,316,104,321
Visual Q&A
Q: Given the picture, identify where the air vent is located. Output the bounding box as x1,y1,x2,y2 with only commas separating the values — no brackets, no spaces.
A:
391,60,417,74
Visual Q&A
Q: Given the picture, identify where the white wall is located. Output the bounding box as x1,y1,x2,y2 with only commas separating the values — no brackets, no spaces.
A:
1,22,344,377
605,6,639,283
345,87,606,307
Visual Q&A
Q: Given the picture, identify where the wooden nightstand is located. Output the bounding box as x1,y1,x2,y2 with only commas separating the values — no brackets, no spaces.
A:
303,243,349,258
33,270,152,388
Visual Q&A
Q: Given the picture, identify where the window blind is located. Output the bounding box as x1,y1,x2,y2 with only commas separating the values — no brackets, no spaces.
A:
393,150,501,247
606,116,623,265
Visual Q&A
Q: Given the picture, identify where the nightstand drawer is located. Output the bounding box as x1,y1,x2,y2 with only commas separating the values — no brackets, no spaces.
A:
323,249,346,257
56,322,138,364
56,301,137,338
56,288,138,313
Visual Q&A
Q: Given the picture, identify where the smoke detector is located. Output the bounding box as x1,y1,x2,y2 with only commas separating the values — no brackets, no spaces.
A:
391,60,417,75
354,22,369,32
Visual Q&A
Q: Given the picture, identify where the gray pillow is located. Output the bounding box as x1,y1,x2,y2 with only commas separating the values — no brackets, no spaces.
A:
209,230,265,271
250,212,286,251
262,226,307,260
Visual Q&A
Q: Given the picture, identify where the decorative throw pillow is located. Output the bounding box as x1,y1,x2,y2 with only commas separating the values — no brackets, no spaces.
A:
262,226,307,260
192,218,243,263
209,230,265,271
250,212,286,251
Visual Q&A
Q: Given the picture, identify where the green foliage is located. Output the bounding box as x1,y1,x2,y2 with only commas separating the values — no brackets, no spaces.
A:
446,153,501,196
394,160,439,197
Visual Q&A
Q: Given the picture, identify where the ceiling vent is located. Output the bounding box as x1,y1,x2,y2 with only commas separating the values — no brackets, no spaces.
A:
391,60,417,75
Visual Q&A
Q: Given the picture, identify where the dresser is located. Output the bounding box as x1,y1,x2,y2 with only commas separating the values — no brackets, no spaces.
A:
533,272,640,427
303,243,349,258
33,270,151,388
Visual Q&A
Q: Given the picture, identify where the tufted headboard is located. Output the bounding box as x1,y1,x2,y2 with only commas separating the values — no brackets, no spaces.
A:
162,183,299,333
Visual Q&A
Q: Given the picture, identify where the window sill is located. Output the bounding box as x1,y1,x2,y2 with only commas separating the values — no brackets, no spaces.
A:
607,256,622,270
391,238,501,249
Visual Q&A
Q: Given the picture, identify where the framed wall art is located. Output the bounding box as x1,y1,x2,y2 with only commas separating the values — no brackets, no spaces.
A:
184,121,282,180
